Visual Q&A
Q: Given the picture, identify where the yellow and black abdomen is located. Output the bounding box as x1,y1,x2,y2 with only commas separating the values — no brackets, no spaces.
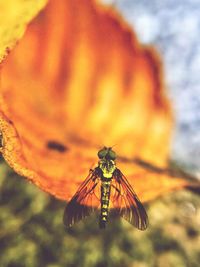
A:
99,180,111,229
98,158,116,229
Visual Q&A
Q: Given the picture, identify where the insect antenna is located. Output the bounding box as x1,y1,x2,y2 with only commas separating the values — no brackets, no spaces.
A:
111,143,118,149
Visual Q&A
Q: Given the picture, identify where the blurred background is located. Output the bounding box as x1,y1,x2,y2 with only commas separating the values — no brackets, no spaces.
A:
0,1,200,266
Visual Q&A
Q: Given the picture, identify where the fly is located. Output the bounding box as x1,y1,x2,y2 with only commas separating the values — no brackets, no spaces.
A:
63,146,148,230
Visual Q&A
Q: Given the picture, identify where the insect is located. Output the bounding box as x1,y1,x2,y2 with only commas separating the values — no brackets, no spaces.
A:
63,147,148,230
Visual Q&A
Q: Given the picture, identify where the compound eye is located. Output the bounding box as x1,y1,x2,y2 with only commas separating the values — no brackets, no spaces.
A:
97,148,107,159
108,149,116,160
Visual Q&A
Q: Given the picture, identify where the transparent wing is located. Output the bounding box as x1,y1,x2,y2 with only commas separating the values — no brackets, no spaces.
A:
111,168,148,230
63,167,101,227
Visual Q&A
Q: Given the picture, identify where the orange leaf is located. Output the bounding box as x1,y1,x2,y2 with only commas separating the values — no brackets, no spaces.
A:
0,0,187,203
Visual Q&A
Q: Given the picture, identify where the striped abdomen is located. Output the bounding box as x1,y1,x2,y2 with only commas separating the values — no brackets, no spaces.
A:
99,180,111,229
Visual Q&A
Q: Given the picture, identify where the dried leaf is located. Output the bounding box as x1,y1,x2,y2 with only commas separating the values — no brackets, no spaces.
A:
0,0,188,203
0,0,48,63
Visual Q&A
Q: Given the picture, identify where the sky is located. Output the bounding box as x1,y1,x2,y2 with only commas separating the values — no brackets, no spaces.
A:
101,0,200,174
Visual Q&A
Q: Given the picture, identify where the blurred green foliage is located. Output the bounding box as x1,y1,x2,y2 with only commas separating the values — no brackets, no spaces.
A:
0,157,199,267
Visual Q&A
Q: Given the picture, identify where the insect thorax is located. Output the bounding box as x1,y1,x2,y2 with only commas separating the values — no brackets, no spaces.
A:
98,159,116,179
